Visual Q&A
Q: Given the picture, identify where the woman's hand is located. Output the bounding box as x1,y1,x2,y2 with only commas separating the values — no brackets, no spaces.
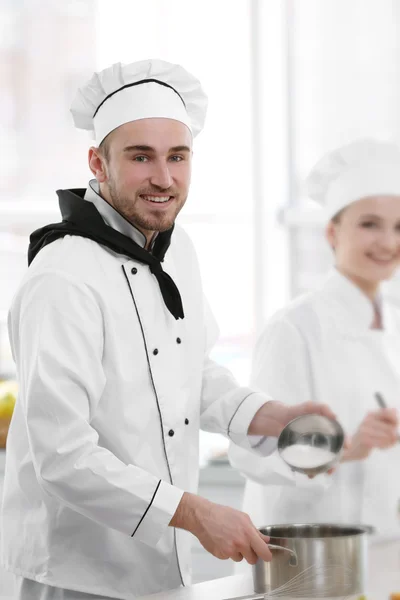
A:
342,408,399,462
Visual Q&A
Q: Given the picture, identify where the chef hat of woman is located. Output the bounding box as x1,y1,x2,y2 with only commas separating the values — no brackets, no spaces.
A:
305,138,400,221
70,59,208,146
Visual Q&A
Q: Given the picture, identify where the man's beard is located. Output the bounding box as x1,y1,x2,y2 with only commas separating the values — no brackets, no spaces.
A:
107,178,185,233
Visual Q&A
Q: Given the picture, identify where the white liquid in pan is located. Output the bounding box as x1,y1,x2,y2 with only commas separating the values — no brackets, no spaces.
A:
281,444,336,469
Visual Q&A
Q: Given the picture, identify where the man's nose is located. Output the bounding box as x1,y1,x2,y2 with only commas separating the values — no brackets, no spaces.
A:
150,162,173,189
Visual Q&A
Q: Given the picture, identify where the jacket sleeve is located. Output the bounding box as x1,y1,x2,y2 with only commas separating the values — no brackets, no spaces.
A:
9,272,183,547
228,316,330,490
199,298,276,454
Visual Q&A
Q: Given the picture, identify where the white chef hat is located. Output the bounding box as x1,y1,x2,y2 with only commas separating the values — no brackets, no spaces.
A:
70,59,208,145
305,138,400,221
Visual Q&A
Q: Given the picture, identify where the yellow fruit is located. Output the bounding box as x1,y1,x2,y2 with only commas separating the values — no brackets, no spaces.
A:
0,380,18,418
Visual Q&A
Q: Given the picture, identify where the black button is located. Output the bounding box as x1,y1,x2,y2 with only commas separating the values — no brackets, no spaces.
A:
131,267,138,274
185,418,189,425
168,429,175,437
176,337,182,344
153,349,159,356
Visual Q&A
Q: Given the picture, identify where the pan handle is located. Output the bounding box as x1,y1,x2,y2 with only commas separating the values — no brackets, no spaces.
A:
360,524,375,535
268,543,298,566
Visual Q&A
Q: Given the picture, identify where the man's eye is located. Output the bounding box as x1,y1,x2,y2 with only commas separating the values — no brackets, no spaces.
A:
361,221,377,228
133,156,148,162
169,156,183,162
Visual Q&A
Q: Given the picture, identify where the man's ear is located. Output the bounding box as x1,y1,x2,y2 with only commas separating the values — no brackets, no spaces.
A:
325,220,337,251
88,147,108,183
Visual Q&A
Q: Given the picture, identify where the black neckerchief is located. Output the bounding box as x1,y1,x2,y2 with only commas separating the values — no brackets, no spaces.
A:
28,188,184,320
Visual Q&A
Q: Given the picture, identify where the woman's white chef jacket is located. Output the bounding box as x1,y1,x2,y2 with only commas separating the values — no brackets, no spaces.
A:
229,269,400,540
1,185,271,599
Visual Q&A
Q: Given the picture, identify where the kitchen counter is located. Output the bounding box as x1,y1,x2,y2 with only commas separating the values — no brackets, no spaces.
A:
139,539,400,599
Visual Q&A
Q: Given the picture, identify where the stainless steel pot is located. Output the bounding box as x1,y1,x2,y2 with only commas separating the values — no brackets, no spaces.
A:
253,523,370,597
277,414,345,476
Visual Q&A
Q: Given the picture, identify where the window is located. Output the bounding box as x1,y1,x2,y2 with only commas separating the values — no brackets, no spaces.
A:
284,0,400,299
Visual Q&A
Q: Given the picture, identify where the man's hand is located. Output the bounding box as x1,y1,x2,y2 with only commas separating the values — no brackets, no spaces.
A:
170,493,271,565
248,400,337,438
342,408,398,462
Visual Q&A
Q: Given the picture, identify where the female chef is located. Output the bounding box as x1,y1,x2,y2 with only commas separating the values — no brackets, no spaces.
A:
229,138,400,540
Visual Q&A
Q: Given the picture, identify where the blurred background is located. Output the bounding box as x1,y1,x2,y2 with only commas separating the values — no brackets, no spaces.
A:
1,0,400,585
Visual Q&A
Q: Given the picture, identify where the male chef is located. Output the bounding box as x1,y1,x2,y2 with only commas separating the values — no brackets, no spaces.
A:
1,59,334,600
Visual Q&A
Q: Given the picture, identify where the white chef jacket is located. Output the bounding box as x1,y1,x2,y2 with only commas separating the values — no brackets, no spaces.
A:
229,269,400,540
1,182,272,600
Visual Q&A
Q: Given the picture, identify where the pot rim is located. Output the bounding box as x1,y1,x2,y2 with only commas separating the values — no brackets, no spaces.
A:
258,522,374,539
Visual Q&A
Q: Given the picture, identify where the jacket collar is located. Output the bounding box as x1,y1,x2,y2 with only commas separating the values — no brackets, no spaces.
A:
28,188,184,320
84,179,158,251
318,268,390,333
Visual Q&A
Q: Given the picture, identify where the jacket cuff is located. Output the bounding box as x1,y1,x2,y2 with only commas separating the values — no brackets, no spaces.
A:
264,451,333,489
228,393,276,452
252,451,332,488
131,480,184,547
248,435,278,457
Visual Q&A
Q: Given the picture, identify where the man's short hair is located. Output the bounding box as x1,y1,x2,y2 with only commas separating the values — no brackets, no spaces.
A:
99,137,110,161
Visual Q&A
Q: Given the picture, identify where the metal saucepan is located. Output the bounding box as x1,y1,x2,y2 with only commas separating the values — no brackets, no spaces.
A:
253,523,372,597
278,414,345,477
